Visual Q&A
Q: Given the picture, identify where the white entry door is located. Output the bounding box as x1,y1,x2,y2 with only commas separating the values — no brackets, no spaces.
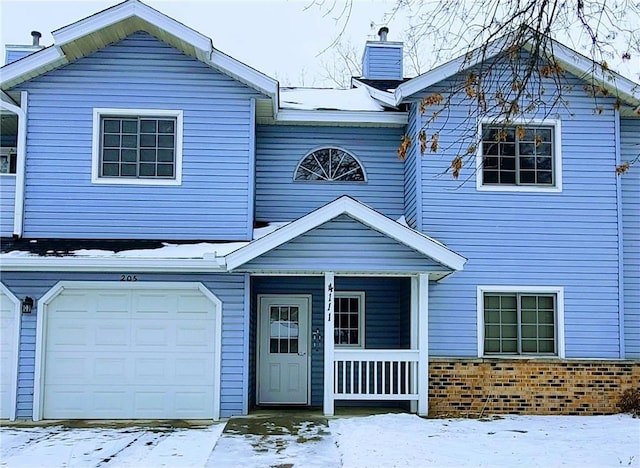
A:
258,295,310,405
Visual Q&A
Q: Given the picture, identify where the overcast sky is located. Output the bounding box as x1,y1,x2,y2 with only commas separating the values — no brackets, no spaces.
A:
0,0,401,87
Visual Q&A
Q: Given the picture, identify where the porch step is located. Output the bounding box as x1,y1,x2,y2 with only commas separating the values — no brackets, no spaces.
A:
205,413,341,468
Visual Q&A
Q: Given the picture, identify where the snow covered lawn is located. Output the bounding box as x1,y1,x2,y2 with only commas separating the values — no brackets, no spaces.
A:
0,414,638,467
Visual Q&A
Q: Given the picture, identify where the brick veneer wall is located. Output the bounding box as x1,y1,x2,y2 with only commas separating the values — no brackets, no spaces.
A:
428,358,640,417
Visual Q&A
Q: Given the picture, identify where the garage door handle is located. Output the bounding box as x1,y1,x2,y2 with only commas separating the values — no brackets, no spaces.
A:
298,352,306,356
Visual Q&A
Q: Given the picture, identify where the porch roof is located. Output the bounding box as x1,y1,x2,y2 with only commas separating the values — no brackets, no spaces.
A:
224,196,466,278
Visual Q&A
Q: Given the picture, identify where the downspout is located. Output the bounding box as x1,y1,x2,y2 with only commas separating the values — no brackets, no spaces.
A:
614,109,625,359
414,102,423,232
0,91,28,238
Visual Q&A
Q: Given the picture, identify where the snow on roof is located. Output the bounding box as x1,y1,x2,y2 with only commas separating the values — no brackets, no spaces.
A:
0,223,290,260
280,86,385,111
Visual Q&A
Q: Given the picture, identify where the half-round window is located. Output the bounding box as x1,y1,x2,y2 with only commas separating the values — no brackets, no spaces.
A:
294,147,366,182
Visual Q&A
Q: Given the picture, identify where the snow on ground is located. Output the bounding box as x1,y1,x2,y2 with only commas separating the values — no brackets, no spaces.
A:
331,414,640,468
0,414,638,468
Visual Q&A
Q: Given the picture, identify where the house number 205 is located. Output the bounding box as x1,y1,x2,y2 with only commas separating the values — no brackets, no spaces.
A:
120,275,138,282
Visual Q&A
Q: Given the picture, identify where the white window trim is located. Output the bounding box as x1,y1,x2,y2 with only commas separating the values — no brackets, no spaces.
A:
91,108,183,186
293,146,368,183
334,291,366,349
475,118,563,193
476,285,565,358
0,147,17,176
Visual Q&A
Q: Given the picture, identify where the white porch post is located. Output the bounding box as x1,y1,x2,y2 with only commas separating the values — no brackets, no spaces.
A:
410,276,419,413
418,273,429,416
323,272,335,416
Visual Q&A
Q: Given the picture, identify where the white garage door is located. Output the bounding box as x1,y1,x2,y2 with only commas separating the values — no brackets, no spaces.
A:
42,284,219,419
0,287,18,420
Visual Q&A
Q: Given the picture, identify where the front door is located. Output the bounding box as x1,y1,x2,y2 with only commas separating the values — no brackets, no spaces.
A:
258,295,310,405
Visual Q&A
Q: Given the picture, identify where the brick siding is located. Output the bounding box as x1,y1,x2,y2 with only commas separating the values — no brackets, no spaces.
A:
428,358,640,417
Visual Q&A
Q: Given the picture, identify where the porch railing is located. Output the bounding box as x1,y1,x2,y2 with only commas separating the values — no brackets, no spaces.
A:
333,349,419,400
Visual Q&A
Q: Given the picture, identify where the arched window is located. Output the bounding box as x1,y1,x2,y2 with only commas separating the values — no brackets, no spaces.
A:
294,147,366,182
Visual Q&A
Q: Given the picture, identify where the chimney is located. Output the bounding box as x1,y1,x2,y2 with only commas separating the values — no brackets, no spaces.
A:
361,26,403,80
31,31,42,46
4,30,44,65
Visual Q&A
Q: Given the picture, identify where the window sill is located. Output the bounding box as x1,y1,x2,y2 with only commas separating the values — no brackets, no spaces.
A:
476,185,562,193
91,177,182,186
480,354,560,360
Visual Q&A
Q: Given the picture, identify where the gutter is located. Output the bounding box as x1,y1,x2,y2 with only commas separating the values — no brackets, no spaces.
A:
0,255,227,272
0,91,27,238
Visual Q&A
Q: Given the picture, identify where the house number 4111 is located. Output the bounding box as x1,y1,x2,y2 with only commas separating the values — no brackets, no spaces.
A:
120,275,138,282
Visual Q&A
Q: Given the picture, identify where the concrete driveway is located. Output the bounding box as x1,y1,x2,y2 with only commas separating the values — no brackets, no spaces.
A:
0,416,341,468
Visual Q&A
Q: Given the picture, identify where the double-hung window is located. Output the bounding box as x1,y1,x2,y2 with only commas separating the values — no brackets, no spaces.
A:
477,120,562,192
92,109,183,185
334,292,365,348
478,286,565,357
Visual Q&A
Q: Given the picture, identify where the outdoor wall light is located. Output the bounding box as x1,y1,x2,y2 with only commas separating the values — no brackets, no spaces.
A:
21,296,34,314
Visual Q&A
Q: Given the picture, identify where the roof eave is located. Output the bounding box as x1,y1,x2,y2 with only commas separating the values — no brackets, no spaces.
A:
394,33,640,108
1,0,279,105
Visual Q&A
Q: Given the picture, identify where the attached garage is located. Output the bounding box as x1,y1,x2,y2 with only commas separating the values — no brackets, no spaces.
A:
34,282,221,420
0,284,19,420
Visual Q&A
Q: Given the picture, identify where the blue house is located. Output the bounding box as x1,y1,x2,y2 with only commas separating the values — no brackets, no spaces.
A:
0,0,638,421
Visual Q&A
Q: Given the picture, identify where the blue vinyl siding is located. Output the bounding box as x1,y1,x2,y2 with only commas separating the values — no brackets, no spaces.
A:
621,118,640,358
0,272,248,419
409,68,622,358
239,214,449,273
0,176,15,236
252,276,410,407
255,125,405,222
13,32,263,240
362,44,403,80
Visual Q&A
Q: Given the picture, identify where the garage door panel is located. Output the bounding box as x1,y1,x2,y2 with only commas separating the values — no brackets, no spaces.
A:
95,323,129,346
43,285,218,419
177,294,215,315
96,292,130,314
134,324,169,346
133,293,175,315
176,324,212,348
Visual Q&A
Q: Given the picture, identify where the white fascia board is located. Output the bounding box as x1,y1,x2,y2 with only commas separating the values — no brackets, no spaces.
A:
225,196,466,271
351,79,398,107
0,47,67,89
528,40,640,106
208,49,278,100
275,109,408,126
52,0,211,53
0,256,226,272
